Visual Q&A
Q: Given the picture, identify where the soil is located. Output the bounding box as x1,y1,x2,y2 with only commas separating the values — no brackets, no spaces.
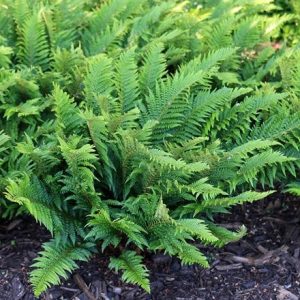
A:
1,194,300,300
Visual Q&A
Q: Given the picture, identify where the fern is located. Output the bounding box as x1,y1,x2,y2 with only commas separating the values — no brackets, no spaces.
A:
140,42,167,94
115,49,140,113
84,55,114,111
207,223,247,247
177,243,209,267
84,20,127,57
176,219,219,243
5,175,84,243
1,0,300,296
285,182,300,196
181,191,274,216
52,84,83,135
18,13,50,69
0,131,10,154
109,251,150,292
30,240,93,297
0,46,12,68
86,209,147,250
43,0,85,49
5,175,62,234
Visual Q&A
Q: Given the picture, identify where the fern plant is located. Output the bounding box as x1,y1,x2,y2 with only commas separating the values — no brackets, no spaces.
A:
2,47,287,295
0,0,299,296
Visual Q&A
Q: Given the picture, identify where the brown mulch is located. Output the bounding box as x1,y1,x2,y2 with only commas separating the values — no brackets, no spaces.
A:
1,194,300,300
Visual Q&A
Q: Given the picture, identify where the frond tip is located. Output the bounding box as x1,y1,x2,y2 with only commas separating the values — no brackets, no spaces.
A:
109,250,150,293
285,182,300,196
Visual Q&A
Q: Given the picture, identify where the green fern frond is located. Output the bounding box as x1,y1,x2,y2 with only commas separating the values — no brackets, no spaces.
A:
13,0,31,31
84,113,113,181
144,70,207,141
233,17,262,49
59,136,97,199
205,17,236,49
207,223,247,247
52,85,83,135
87,0,129,33
30,240,93,297
187,178,227,200
42,0,84,49
178,243,209,267
5,175,61,234
4,175,84,242
140,42,167,94
0,131,10,153
84,54,114,112
3,98,41,119
180,47,237,75
250,113,300,146
0,46,12,68
285,182,300,196
115,49,140,113
87,209,147,250
129,2,175,39
179,87,251,139
229,140,280,157
52,46,85,77
176,218,219,243
238,150,295,185
183,191,273,215
109,250,150,293
84,20,127,56
18,12,50,69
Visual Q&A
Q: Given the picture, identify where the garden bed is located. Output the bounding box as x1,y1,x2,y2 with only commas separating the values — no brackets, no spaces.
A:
1,194,300,300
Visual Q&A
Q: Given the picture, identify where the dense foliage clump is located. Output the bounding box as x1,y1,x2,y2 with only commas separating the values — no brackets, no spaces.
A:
0,0,300,296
